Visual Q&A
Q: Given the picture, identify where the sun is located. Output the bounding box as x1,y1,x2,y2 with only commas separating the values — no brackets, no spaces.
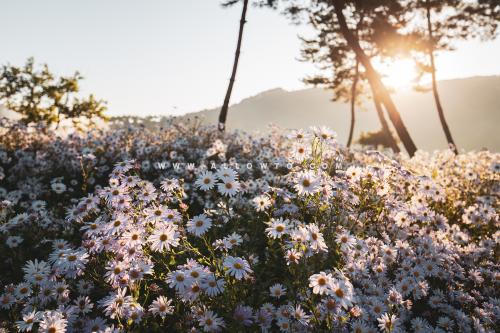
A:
375,58,418,90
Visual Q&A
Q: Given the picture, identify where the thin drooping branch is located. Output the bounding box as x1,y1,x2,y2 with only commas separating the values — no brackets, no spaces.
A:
347,59,359,147
425,0,458,154
218,0,249,132
332,0,417,156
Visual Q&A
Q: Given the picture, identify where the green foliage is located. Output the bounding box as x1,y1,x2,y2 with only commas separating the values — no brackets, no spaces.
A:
0,58,107,126
221,0,279,8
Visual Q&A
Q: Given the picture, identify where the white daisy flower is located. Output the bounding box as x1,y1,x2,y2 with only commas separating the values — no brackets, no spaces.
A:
23,259,50,283
38,311,67,333
187,214,212,237
309,272,333,295
269,283,287,298
149,295,174,318
328,278,354,309
148,225,180,252
313,126,337,142
265,218,289,239
217,179,240,197
252,195,272,212
195,171,217,190
377,313,399,332
291,142,311,161
287,128,310,141
198,310,225,332
294,170,320,196
167,270,192,292
216,167,238,182
284,249,302,265
201,274,225,296
336,231,356,252
16,311,39,332
51,182,67,194
223,256,252,280
6,235,23,248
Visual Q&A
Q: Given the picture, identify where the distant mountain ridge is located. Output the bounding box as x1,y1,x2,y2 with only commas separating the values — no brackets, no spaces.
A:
182,75,500,152
2,76,499,151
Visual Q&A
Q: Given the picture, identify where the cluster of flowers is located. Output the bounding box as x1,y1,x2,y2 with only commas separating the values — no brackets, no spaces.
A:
0,118,499,332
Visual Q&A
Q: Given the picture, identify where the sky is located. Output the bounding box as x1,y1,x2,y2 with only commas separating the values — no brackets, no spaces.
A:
1,0,500,117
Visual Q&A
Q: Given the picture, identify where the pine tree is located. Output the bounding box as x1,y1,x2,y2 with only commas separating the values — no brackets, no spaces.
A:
298,0,411,153
330,0,417,156
407,0,499,153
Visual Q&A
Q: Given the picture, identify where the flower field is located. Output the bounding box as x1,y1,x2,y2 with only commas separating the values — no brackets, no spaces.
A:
0,119,498,333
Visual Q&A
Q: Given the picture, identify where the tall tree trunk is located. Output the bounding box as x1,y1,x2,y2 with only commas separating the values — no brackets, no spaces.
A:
347,59,359,147
55,110,61,129
332,0,417,156
373,93,401,153
218,0,249,132
425,0,458,154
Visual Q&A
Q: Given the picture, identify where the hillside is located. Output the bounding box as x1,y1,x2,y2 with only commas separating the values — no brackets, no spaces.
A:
183,76,500,151
3,76,499,151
